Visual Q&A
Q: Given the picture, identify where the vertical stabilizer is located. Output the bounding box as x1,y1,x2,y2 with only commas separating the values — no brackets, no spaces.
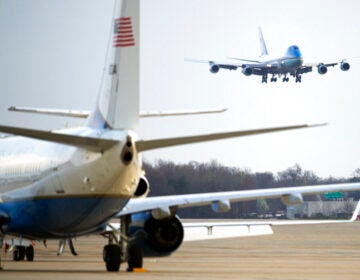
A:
258,27,268,57
87,0,140,130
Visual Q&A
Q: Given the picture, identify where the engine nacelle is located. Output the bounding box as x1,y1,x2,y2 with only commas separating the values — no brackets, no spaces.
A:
317,64,328,75
340,61,350,71
144,216,184,254
209,64,220,73
242,66,253,76
133,176,150,198
281,193,303,206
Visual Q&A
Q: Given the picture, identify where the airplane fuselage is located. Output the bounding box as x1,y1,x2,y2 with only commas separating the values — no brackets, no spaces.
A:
256,56,304,74
0,127,142,239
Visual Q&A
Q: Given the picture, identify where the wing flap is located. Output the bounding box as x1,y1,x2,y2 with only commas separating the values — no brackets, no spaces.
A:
183,223,273,241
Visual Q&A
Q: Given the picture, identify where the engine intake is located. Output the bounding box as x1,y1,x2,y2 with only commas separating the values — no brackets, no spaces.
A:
144,216,184,253
317,64,328,75
242,66,253,76
340,61,350,71
209,63,220,73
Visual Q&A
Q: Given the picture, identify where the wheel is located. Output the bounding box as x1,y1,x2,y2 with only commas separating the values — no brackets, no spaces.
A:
127,244,143,269
13,247,19,261
25,245,34,261
13,246,25,261
103,244,121,272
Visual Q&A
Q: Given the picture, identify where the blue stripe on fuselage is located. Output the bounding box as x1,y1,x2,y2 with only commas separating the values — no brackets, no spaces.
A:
0,196,129,239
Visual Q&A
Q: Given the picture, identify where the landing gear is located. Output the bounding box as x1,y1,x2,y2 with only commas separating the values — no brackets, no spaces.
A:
0,238,3,270
261,74,268,83
13,245,25,261
295,74,302,83
12,245,34,261
103,215,143,272
270,75,277,82
127,244,143,270
25,245,34,261
103,244,121,271
282,76,289,82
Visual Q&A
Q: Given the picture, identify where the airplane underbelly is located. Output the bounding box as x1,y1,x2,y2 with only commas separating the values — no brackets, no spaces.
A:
1,196,129,238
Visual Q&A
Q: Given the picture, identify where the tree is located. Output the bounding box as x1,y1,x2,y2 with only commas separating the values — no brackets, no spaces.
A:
256,199,269,215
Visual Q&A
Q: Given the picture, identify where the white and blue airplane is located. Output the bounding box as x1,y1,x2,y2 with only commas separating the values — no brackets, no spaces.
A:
186,27,350,83
1,0,360,273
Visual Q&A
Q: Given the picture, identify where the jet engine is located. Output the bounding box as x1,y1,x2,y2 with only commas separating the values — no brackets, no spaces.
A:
242,66,253,76
144,216,184,253
209,64,220,73
317,64,328,75
340,61,350,71
133,176,150,198
129,213,184,257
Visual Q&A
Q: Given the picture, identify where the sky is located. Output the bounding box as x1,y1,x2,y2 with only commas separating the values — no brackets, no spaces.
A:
0,0,359,178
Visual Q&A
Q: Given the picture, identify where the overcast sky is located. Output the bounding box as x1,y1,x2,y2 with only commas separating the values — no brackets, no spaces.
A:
0,0,359,178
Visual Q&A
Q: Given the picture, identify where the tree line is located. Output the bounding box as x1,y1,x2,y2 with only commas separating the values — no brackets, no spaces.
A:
143,160,360,218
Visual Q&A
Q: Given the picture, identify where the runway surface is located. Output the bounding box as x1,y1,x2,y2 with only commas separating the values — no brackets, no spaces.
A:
1,222,360,279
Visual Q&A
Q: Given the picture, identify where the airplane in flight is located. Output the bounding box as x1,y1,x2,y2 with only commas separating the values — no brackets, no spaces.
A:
1,0,360,273
186,27,351,83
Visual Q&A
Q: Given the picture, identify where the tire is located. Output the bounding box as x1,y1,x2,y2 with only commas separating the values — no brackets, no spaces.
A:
25,245,34,261
103,244,121,272
128,244,143,269
13,246,25,261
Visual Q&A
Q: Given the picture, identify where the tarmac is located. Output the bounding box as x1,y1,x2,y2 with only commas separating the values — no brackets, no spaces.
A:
1,222,360,280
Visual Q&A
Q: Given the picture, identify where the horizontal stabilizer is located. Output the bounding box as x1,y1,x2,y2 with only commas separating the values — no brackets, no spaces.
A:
8,106,227,118
140,108,227,117
0,125,117,151
8,106,89,118
136,123,326,152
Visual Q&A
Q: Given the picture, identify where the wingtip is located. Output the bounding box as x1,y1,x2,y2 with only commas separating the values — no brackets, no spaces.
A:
308,123,328,128
350,199,360,222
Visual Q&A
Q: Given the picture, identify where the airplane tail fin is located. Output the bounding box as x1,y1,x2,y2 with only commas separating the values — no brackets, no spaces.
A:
86,0,140,130
258,27,268,57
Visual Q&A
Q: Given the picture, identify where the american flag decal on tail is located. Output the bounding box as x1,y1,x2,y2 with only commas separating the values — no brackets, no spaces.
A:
113,17,135,48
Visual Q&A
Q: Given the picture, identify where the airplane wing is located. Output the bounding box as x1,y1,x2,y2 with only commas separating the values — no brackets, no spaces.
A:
112,185,360,241
182,201,360,241
8,106,227,118
299,59,351,75
118,182,360,217
185,58,279,75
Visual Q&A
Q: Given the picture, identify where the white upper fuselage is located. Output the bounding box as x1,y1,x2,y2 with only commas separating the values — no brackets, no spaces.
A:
0,127,142,238
252,45,304,74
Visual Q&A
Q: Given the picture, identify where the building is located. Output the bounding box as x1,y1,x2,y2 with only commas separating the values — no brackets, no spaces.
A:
287,200,357,219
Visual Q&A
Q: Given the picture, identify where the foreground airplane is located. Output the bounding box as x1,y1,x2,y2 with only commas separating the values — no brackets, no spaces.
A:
1,0,360,273
186,27,350,83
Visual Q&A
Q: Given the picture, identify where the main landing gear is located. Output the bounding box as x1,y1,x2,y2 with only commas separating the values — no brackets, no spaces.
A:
103,215,143,272
13,245,34,261
270,75,277,82
261,74,268,83
295,74,302,83
282,76,290,82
